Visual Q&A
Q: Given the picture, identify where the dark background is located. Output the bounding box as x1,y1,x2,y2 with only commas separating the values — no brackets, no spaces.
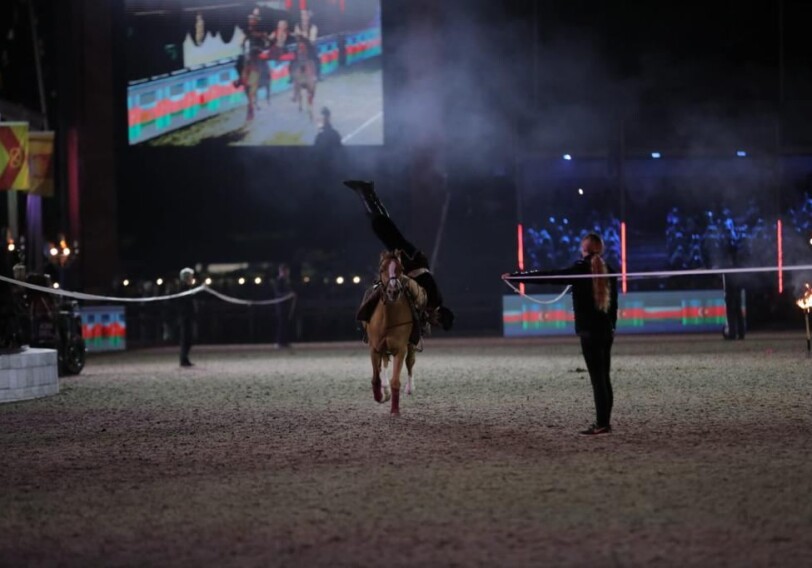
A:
2,0,811,339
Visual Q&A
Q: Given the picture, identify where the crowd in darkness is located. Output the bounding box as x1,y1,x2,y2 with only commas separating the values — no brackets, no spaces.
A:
523,191,812,276
525,213,621,270
667,192,812,270
665,204,768,269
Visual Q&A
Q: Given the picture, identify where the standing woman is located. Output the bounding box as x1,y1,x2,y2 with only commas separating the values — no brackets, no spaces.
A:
504,233,618,435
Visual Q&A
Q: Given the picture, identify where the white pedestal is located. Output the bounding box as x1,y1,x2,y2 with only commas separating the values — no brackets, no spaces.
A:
0,348,59,403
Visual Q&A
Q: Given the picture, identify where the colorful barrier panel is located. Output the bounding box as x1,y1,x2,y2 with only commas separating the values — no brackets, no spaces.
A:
80,306,126,352
503,290,733,336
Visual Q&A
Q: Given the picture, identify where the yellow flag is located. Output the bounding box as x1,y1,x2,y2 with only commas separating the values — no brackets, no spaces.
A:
0,122,30,191
28,131,55,197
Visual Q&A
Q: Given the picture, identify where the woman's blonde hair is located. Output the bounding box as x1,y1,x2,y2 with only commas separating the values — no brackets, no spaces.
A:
582,233,610,312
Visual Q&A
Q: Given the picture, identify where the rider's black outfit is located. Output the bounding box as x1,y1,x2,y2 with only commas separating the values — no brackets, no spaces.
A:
345,180,454,330
509,257,618,429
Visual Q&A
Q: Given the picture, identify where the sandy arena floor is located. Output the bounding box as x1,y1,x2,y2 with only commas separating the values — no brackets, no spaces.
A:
1,334,811,567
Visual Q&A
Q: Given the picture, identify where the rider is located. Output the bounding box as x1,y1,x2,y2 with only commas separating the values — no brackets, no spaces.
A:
344,180,455,334
293,9,321,81
235,11,269,92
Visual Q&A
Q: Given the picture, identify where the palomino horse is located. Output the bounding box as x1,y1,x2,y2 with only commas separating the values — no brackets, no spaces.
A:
365,251,425,415
290,38,318,121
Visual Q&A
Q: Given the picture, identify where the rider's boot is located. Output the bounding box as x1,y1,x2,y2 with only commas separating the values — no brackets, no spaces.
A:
343,180,389,218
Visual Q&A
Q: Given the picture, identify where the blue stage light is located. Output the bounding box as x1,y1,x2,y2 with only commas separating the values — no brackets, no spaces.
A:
737,150,747,157
563,154,572,161
651,152,661,159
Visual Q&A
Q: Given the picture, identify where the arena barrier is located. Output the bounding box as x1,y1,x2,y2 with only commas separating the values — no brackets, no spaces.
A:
502,264,812,337
1,274,296,350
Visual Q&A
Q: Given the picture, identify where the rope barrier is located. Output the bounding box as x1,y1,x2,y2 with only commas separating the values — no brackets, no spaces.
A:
503,280,572,305
0,274,296,306
204,287,295,306
502,264,812,282
502,264,812,304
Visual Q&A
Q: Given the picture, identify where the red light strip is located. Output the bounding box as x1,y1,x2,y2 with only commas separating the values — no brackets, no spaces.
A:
621,221,628,293
517,223,525,294
778,219,784,294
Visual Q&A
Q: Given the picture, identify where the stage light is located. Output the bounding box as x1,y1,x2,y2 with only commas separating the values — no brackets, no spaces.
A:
736,150,747,157
53,282,59,289
578,188,584,196
204,277,212,285
651,152,661,159
336,276,345,285
563,154,572,161
254,277,262,285
62,247,71,257
352,276,361,284
238,277,246,285
808,234,812,248
303,276,311,284
122,279,130,287
7,243,14,252
49,247,58,256
156,278,164,286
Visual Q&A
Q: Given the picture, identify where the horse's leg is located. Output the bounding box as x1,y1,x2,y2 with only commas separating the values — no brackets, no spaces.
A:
307,82,316,121
390,351,405,415
380,355,391,402
405,344,416,395
264,67,271,103
370,348,382,403
294,81,302,111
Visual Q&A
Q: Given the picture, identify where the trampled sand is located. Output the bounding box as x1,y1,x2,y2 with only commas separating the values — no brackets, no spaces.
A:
1,334,810,567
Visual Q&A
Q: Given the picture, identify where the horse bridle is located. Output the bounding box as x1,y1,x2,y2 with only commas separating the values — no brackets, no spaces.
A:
380,273,404,305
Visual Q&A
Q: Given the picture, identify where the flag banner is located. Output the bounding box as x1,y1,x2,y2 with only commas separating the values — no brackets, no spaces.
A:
0,122,30,191
28,131,55,197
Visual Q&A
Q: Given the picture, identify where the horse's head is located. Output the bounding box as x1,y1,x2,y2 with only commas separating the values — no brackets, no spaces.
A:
378,250,404,304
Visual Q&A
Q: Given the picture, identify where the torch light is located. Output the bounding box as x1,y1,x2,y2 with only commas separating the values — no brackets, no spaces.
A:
796,283,812,356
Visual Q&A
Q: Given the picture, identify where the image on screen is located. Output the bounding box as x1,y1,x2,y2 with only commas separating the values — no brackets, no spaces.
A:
125,0,383,146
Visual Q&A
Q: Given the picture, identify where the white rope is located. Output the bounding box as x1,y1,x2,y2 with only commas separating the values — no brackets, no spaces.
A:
0,274,206,302
503,279,572,305
204,287,295,306
503,263,812,282
0,274,296,306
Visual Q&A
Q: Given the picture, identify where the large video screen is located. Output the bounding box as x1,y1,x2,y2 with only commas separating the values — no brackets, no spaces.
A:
125,0,383,146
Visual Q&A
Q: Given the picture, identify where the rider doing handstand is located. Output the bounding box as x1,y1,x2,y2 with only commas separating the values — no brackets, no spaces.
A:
344,180,455,335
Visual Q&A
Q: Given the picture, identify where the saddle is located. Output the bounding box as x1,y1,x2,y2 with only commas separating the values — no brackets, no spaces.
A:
356,280,427,346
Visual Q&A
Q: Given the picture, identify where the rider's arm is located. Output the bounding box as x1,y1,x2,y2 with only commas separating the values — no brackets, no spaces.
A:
503,261,587,285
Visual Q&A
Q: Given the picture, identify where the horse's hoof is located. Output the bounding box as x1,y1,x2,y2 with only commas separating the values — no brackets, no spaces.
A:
382,387,391,403
372,382,382,403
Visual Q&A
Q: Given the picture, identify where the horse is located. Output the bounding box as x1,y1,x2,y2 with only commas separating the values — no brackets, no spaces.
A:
236,52,265,121
290,38,318,121
364,251,425,415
